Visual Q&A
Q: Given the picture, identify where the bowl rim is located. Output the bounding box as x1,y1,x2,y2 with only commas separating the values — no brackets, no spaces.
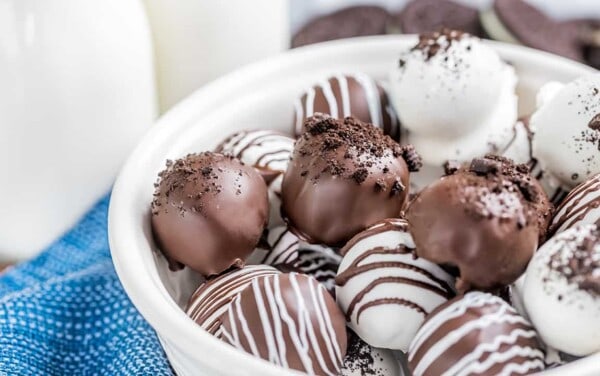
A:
109,35,599,375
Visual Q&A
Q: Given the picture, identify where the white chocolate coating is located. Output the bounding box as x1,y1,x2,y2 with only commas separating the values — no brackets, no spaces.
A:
341,332,402,376
549,173,600,235
523,224,600,356
389,32,518,165
531,74,600,188
335,218,455,351
215,130,294,227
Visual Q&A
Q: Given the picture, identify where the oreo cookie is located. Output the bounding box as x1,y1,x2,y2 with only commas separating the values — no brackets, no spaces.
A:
481,0,584,61
390,0,484,37
292,6,390,48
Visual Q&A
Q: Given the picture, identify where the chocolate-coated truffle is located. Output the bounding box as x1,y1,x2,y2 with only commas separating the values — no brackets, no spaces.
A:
220,272,347,376
151,152,269,277
282,114,421,246
406,155,551,292
185,265,279,336
408,292,545,376
336,218,455,352
293,73,400,140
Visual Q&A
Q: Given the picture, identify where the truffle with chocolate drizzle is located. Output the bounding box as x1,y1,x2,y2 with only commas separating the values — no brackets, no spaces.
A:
282,114,421,246
406,155,552,292
335,218,456,351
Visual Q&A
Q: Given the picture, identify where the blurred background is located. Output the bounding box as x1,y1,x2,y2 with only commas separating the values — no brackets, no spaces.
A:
0,0,598,265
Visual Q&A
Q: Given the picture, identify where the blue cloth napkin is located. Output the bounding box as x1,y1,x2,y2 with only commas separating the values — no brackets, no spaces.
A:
0,195,173,375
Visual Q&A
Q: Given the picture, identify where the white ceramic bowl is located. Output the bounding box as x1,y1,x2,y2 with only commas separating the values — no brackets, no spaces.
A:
109,36,599,376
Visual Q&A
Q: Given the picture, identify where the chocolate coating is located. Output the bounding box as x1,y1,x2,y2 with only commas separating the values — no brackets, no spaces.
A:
220,272,347,375
293,73,400,140
282,114,421,246
408,292,545,376
406,155,551,292
151,152,269,277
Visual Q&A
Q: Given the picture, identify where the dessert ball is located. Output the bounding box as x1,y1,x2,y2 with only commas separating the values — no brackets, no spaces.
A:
185,265,279,336
293,73,400,139
550,173,600,235
220,272,347,376
215,130,295,227
247,226,341,293
282,114,421,246
389,29,518,165
531,74,600,188
406,155,551,292
151,152,269,276
336,218,456,351
523,224,600,356
341,331,401,376
408,292,546,376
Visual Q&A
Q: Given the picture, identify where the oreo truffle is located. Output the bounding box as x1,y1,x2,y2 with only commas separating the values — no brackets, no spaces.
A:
293,73,400,140
151,152,269,276
247,225,341,294
185,265,279,336
523,224,600,356
406,155,551,292
336,218,455,351
282,114,421,246
549,173,600,236
408,292,545,376
220,272,347,375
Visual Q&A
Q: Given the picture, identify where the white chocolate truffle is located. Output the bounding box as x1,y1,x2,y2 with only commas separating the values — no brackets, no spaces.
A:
341,331,402,376
549,173,600,235
389,30,517,165
523,224,600,356
408,292,545,376
216,130,294,227
531,74,600,188
335,218,456,351
247,226,341,293
185,265,279,336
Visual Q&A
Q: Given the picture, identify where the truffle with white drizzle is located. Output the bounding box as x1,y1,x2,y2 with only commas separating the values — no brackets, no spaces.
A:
408,292,546,376
335,218,456,351
220,272,347,376
185,265,279,337
523,224,600,356
215,130,295,227
247,226,341,293
293,73,400,139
